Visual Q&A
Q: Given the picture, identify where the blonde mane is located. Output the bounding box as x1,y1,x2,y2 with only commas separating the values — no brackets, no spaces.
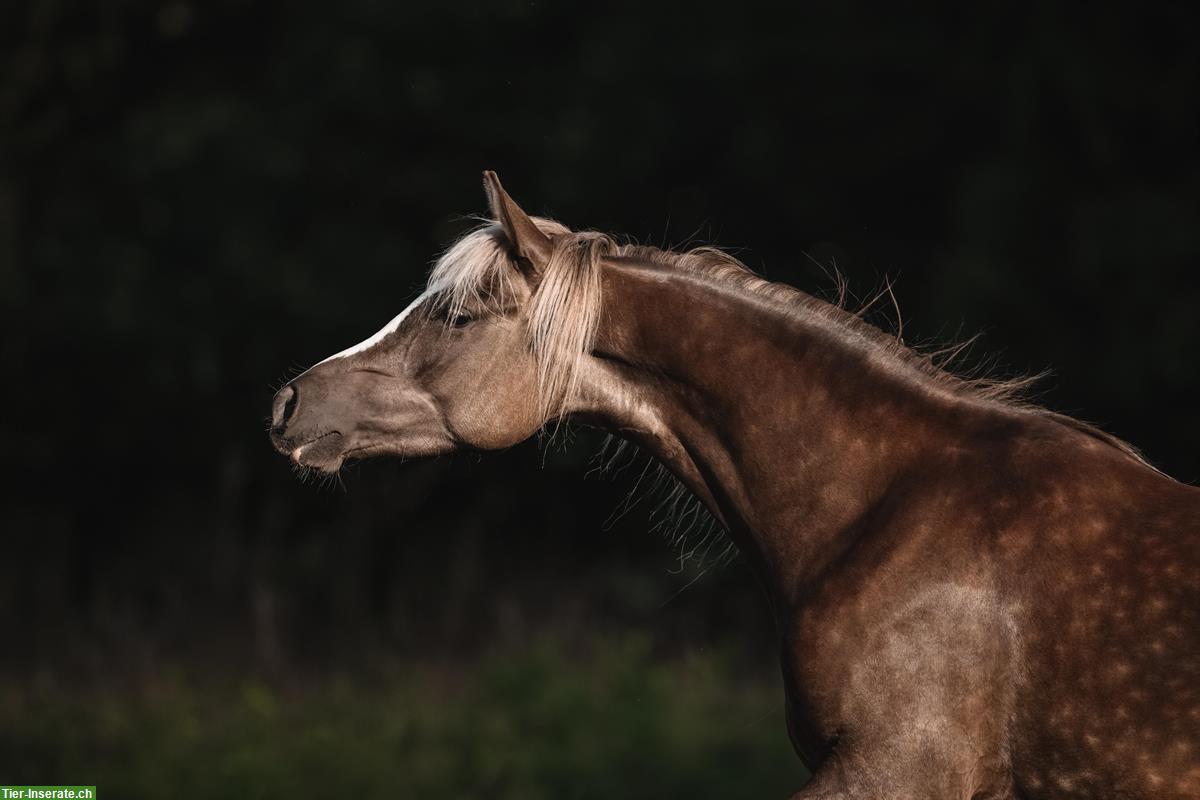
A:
427,218,613,421
426,216,1152,468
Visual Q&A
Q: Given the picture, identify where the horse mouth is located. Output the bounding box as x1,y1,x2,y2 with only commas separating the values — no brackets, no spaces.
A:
288,431,345,471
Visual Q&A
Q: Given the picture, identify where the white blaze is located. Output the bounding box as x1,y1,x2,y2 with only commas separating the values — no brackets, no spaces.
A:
314,290,431,367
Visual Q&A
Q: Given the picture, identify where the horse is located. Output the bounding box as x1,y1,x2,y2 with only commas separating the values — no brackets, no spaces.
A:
269,171,1199,799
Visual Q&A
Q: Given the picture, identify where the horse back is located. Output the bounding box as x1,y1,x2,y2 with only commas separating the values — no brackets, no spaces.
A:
1005,434,1200,798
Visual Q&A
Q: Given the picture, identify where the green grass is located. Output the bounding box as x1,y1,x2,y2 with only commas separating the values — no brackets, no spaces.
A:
0,637,807,799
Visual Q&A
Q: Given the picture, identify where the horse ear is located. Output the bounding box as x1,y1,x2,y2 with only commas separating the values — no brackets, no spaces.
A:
482,170,553,275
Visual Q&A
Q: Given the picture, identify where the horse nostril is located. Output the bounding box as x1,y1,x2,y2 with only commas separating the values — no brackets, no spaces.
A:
271,384,300,433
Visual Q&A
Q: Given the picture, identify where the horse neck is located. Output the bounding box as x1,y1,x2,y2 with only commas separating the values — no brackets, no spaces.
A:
579,257,986,610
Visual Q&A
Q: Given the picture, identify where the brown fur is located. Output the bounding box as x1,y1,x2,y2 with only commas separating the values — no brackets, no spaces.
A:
270,172,1200,799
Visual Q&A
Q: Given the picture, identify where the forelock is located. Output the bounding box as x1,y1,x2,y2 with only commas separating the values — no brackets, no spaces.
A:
425,217,609,423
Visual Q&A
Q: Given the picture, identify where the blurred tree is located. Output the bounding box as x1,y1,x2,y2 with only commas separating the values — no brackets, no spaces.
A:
0,0,1195,690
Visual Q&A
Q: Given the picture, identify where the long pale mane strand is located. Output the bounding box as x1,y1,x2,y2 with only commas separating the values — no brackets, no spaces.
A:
425,218,609,421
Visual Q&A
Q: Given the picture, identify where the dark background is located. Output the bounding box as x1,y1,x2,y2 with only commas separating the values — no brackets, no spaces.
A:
2,2,1197,797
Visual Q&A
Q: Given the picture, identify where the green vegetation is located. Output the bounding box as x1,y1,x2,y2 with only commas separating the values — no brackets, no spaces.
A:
0,637,805,799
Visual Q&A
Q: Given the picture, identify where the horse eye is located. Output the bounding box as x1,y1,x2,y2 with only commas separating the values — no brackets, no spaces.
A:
449,312,473,329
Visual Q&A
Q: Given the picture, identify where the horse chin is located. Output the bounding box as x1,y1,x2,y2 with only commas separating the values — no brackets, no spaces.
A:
289,432,347,474
343,434,457,465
